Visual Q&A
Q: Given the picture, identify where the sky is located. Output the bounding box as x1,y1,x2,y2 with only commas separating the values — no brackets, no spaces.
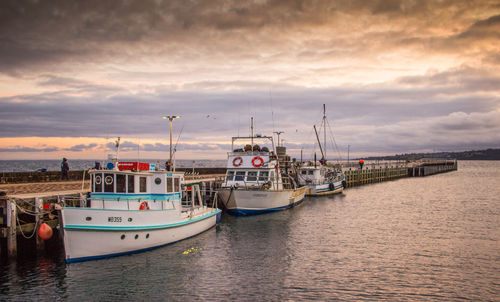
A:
0,0,499,160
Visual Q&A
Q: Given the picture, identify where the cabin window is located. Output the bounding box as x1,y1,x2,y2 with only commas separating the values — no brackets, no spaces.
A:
139,177,147,193
128,175,135,193
247,171,257,181
258,171,269,181
104,173,114,192
301,170,307,175
174,177,180,192
226,171,235,181
308,170,314,175
94,173,102,192
167,177,173,192
116,174,126,193
235,171,245,181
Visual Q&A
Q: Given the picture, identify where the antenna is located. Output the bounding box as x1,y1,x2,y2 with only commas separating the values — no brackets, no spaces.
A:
274,131,284,147
115,137,121,161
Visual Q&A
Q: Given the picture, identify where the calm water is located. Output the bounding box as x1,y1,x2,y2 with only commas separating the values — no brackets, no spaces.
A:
0,159,226,172
0,161,499,301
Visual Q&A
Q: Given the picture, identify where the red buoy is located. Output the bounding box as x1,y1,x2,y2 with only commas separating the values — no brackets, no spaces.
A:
38,223,53,240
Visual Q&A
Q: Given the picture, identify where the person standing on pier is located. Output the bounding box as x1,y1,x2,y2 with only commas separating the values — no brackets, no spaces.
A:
61,158,69,180
359,159,364,170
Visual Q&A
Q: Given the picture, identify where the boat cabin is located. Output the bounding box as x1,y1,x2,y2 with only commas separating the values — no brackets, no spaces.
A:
90,170,183,195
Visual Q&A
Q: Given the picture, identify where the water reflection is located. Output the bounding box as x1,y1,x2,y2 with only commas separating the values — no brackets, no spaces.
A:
1,161,499,301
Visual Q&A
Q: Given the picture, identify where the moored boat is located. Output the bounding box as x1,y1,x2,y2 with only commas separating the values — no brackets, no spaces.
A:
297,104,346,196
61,130,221,263
217,120,306,215
60,161,221,263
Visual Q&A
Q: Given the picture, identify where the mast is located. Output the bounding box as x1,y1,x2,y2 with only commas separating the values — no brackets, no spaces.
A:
251,117,254,152
313,125,325,162
323,104,326,161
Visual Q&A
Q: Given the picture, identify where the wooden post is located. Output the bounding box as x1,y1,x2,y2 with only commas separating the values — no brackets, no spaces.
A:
79,193,85,207
196,185,202,207
6,200,17,259
34,197,43,250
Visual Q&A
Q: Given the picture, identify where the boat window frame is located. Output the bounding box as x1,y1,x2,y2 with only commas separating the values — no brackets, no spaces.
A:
167,176,173,193
258,171,269,181
235,171,245,181
226,171,235,182
174,177,180,193
93,173,103,192
104,173,114,192
116,174,126,193
139,176,147,193
246,171,257,181
128,175,135,193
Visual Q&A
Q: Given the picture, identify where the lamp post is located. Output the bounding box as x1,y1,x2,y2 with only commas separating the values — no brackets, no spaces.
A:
161,115,180,170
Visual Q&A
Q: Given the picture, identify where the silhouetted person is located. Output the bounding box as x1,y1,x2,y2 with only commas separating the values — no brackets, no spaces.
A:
61,158,69,180
359,159,364,170
166,160,172,171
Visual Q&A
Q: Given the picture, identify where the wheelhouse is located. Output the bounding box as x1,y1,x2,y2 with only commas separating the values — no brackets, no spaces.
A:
90,170,183,195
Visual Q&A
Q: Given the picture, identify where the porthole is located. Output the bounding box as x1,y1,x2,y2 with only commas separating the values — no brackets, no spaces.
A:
121,235,125,240
105,175,114,185
155,177,162,185
128,218,133,222
85,216,92,221
146,234,150,239
95,175,102,185
135,234,139,240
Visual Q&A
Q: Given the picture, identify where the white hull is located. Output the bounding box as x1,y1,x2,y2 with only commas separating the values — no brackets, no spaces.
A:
61,207,220,262
305,180,344,196
217,186,306,215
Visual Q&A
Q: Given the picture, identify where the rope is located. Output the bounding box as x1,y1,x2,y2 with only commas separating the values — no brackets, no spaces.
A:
16,211,40,239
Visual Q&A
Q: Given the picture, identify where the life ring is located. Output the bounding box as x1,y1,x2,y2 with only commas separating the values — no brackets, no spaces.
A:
139,201,150,210
252,156,264,167
232,156,243,167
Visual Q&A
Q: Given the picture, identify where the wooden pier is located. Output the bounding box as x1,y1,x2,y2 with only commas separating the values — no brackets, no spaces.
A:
0,160,457,261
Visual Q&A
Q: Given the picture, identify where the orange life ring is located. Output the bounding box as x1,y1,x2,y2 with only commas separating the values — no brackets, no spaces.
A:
252,156,264,167
139,201,150,210
232,156,243,167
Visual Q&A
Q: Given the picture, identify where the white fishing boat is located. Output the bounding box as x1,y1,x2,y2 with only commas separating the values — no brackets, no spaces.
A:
217,119,306,215
60,133,221,263
297,104,346,196
298,163,345,196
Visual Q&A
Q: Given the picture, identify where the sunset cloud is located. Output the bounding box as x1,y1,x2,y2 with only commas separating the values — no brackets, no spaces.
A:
0,0,499,159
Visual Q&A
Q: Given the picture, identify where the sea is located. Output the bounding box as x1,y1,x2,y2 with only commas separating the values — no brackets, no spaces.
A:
0,161,499,301
0,159,226,172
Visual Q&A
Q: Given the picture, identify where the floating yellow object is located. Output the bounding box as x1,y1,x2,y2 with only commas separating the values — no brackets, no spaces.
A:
182,247,202,255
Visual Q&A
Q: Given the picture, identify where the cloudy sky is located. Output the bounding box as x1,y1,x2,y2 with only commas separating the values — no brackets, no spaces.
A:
1,0,499,160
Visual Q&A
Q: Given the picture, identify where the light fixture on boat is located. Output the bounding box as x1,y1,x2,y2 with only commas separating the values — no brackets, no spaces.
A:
161,115,181,171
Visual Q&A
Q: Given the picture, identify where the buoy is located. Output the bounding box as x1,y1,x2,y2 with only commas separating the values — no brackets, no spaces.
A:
38,223,53,240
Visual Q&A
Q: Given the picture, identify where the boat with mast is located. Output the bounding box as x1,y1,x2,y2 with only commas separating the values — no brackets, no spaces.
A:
297,104,346,196
217,118,306,215
59,118,221,263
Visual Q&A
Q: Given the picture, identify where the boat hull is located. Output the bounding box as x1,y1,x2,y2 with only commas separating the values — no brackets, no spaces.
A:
305,179,345,196
217,186,306,215
61,208,221,263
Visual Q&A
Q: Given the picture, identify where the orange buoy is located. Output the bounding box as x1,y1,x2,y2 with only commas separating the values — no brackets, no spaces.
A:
38,222,53,240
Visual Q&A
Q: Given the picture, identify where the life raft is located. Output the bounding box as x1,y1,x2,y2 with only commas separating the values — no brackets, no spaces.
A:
139,201,150,210
232,156,243,167
252,156,264,167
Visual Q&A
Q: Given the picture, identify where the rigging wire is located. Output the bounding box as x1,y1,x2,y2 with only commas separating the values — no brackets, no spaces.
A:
326,119,343,162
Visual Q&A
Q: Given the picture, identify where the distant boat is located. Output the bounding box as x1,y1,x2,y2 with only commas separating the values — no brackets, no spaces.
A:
217,118,306,215
297,104,346,196
60,137,221,263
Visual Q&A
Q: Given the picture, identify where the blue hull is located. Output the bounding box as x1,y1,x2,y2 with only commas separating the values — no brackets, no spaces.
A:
226,198,304,216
